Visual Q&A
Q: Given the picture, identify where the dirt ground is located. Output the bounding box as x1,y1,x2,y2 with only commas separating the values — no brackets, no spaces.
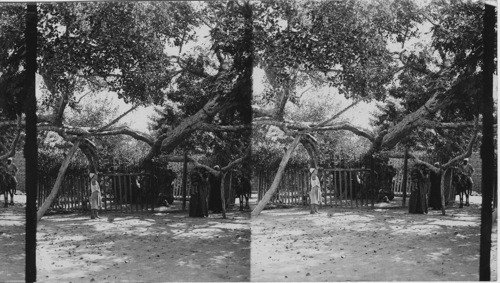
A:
1,194,497,282
251,196,498,281
0,195,251,282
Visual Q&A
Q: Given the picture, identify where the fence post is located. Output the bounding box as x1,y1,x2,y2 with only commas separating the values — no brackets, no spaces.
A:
182,151,188,211
221,171,227,219
402,147,409,207
370,155,374,208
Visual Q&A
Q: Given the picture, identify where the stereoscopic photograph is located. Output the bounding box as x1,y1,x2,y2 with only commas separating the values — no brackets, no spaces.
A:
0,0,497,282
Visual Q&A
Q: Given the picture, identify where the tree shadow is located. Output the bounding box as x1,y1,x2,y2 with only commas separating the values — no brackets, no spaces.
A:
19,206,251,282
252,200,495,281
35,208,251,282
0,202,27,281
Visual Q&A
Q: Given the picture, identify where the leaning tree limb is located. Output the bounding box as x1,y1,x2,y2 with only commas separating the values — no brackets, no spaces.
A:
37,139,82,221
304,99,361,133
251,135,302,217
96,105,139,132
252,100,365,216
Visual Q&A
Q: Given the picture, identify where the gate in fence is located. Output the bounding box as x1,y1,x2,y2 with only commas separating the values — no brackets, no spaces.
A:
37,172,161,212
256,168,378,208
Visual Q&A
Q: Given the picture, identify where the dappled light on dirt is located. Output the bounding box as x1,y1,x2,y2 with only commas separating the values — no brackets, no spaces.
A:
251,196,497,282
0,202,26,280
0,196,251,282
35,210,251,282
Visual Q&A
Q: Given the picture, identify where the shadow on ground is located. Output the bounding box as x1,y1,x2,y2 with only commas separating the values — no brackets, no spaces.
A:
0,201,26,281
251,195,497,282
1,197,251,282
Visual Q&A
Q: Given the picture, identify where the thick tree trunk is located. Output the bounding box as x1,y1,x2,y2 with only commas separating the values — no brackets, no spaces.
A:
36,140,81,221
440,168,449,216
252,135,302,217
182,151,188,211
402,148,409,206
221,171,227,219
79,138,98,173
300,134,320,168
142,95,226,164
381,92,452,149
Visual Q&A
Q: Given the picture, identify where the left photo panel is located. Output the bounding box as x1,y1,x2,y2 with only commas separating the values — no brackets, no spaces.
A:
0,2,253,282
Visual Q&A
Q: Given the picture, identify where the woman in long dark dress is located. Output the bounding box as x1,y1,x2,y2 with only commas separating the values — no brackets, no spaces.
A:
189,170,209,217
428,162,442,210
409,164,429,214
208,165,223,213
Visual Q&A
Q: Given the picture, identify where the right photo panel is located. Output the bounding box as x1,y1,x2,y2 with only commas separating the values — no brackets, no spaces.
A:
250,0,497,281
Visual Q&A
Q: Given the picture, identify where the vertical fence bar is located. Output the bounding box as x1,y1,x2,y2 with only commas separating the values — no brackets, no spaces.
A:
118,175,123,212
354,171,358,207
402,147,409,207
141,175,145,211
111,175,116,211
102,176,106,211
333,171,337,206
339,171,343,206
182,152,188,211
135,175,139,212
70,176,74,209
370,156,375,208
128,175,133,212
327,171,331,207
348,171,354,208
67,176,71,209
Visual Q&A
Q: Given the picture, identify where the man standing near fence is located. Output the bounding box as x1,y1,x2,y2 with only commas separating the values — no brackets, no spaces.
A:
89,173,102,219
309,167,322,214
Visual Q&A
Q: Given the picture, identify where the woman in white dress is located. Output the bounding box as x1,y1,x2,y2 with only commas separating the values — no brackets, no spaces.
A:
309,168,321,214
89,173,102,219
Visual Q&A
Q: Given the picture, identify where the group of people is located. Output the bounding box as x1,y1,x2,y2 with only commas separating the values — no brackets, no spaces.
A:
71,156,476,219
308,157,475,216
189,165,224,217
409,158,474,214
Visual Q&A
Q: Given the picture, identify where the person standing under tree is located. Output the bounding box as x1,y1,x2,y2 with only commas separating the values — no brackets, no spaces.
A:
309,167,322,214
208,165,223,213
428,162,442,210
409,164,429,214
6,158,18,193
89,173,102,219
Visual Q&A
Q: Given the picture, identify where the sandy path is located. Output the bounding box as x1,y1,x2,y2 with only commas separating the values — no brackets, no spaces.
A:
1,194,251,282
0,202,26,282
251,196,497,281
1,194,497,282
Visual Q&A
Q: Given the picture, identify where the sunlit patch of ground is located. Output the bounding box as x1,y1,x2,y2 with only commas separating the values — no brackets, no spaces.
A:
251,196,497,282
36,210,251,282
0,201,26,282
1,193,251,282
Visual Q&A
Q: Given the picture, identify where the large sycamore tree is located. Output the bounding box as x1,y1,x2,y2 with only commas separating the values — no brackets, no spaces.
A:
0,1,491,218
251,0,488,215
0,1,253,220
